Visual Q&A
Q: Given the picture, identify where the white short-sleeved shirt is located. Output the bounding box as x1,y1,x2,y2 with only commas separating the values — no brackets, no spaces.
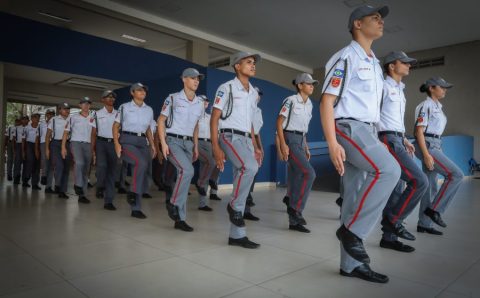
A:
65,113,94,143
198,112,211,139
15,125,26,143
160,90,203,137
414,97,447,136
253,107,263,135
91,107,117,139
213,77,258,133
378,76,407,133
39,121,49,143
5,126,15,141
25,124,39,143
115,100,154,135
322,40,384,123
48,116,69,141
279,94,313,133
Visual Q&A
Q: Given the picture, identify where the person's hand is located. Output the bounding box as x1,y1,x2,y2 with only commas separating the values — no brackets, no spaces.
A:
213,145,225,172
254,148,263,166
114,143,122,158
151,145,157,159
61,147,67,159
329,142,346,176
92,152,96,166
46,148,50,160
162,144,169,159
305,148,311,161
424,154,434,171
193,146,199,162
404,139,415,157
280,143,289,161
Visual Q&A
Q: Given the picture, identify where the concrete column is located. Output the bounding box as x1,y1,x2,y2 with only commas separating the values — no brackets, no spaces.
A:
0,62,5,177
186,40,209,66
312,66,325,100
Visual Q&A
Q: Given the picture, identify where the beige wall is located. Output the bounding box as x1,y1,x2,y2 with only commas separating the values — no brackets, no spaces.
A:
402,41,480,159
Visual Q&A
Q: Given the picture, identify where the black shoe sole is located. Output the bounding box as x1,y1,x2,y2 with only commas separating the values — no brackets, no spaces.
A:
380,241,415,253
340,269,389,283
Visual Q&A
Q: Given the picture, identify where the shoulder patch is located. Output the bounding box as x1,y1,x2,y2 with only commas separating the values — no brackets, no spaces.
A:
333,69,344,78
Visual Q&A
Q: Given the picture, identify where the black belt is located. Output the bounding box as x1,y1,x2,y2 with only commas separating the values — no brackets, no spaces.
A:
424,133,441,139
97,136,114,142
199,138,211,142
52,139,63,142
122,131,146,137
167,133,193,141
335,117,374,126
378,131,405,138
220,128,251,138
284,129,306,136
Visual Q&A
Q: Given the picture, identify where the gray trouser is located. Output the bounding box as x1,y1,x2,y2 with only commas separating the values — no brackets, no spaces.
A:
24,142,40,185
219,132,258,239
116,161,128,189
40,143,53,187
197,139,215,207
6,142,13,178
285,132,316,225
13,143,24,179
209,167,221,195
50,140,71,193
415,137,464,228
166,136,194,221
70,141,92,196
336,120,401,273
380,133,429,241
96,139,118,204
120,133,150,211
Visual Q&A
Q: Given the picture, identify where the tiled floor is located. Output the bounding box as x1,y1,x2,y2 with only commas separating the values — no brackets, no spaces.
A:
0,177,478,298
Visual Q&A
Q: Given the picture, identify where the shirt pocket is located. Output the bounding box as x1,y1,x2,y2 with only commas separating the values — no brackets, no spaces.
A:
356,65,374,92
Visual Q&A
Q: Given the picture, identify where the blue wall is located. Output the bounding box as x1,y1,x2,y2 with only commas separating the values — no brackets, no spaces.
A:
0,12,315,184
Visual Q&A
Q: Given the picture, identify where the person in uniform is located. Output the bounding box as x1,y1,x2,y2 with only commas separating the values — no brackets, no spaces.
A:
158,68,204,232
4,120,17,181
13,116,28,185
243,86,264,222
277,73,317,233
195,95,215,212
414,77,464,235
377,51,429,253
40,110,55,189
211,51,263,249
113,83,156,219
46,103,71,199
22,113,41,189
320,5,400,283
62,97,94,204
92,90,119,210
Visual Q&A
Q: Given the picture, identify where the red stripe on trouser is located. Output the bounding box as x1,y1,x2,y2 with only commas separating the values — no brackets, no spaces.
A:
122,148,139,193
198,150,210,187
221,133,244,207
289,149,309,211
431,156,452,210
168,150,183,204
382,135,417,224
335,127,380,229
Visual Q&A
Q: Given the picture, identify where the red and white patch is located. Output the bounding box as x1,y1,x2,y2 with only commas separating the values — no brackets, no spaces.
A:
417,117,424,123
281,106,287,113
90,118,94,123
162,105,167,111
331,77,341,88
214,97,221,104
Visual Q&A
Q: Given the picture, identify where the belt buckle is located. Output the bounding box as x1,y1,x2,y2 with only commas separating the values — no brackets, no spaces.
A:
244,132,248,137
182,135,187,140
136,132,142,137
